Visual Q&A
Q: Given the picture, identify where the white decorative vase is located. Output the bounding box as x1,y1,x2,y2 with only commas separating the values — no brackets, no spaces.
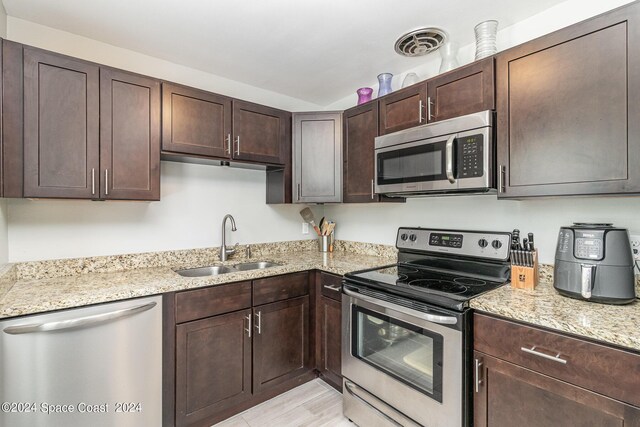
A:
475,20,498,60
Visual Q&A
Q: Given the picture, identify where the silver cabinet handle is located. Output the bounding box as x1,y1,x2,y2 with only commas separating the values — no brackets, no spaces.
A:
255,310,262,334
297,183,301,201
3,302,157,335
418,99,424,123
427,96,434,120
104,169,109,195
244,313,252,338
323,284,341,292
235,136,240,155
343,287,457,325
499,164,506,193
371,179,375,200
91,168,96,195
521,346,567,364
445,134,456,184
475,358,483,393
344,381,403,427
225,133,231,154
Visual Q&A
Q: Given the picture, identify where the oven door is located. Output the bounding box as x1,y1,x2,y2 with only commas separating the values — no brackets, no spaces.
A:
342,285,464,427
375,134,457,194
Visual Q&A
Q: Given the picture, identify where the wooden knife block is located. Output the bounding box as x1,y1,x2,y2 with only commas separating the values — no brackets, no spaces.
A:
511,250,539,290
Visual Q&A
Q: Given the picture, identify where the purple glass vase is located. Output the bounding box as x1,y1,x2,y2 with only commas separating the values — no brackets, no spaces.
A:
377,73,393,97
356,87,373,105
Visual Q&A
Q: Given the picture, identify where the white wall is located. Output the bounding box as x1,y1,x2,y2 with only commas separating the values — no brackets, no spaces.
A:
0,200,8,264
7,162,321,262
326,0,635,110
325,197,640,264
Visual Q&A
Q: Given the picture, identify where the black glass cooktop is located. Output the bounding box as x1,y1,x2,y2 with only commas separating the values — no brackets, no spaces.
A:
344,262,508,311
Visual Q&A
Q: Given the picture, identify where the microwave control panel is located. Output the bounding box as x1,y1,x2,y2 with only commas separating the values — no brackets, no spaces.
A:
458,134,484,178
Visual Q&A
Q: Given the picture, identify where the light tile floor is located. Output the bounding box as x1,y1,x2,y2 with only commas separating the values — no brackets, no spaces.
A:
212,379,351,427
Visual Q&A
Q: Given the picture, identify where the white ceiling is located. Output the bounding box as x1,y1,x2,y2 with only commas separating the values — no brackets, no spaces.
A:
3,0,567,106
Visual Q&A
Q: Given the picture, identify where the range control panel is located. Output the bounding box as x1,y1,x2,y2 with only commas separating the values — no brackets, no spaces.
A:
397,227,511,261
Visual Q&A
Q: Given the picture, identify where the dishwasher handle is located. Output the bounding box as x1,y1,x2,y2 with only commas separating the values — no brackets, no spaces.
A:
3,301,157,335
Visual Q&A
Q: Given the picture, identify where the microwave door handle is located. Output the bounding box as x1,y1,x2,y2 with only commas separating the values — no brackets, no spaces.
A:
445,134,456,184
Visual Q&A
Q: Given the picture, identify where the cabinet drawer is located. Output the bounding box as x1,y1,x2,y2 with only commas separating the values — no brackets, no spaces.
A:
474,313,640,407
253,272,309,305
175,281,252,324
319,272,343,301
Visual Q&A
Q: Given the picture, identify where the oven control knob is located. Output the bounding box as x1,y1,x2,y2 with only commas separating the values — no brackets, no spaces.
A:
492,239,503,249
478,238,488,248
400,233,408,241
409,234,417,242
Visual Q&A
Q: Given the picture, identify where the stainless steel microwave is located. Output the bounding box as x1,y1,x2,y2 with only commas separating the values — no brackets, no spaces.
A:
374,110,495,196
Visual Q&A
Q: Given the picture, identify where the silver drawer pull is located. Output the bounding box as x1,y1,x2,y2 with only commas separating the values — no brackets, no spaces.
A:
521,346,567,364
244,314,252,338
323,284,341,292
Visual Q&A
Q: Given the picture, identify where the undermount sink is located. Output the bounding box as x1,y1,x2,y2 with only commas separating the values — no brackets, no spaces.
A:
175,261,281,277
232,261,281,271
175,265,235,277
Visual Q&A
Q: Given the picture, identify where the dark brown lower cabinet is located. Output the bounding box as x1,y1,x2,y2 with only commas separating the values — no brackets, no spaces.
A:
175,309,252,427
253,296,310,394
474,351,640,427
318,295,342,390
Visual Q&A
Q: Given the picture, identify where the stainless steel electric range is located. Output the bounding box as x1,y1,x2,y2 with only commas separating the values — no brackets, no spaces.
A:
342,227,511,427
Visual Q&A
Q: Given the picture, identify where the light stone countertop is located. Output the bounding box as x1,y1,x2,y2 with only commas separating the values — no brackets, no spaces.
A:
470,280,640,353
0,248,395,320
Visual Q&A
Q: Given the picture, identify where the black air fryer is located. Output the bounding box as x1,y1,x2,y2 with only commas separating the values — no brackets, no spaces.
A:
554,223,636,305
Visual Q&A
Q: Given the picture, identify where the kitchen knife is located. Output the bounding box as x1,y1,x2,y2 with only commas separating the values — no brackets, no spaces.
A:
528,232,535,250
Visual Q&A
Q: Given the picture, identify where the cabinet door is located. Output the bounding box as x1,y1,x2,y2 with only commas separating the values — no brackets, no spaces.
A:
497,3,640,198
175,309,252,427
318,296,342,391
162,82,232,158
343,102,378,203
23,47,99,198
100,68,160,200
378,83,427,135
232,100,289,164
293,112,342,203
427,57,494,123
474,352,640,427
253,296,310,394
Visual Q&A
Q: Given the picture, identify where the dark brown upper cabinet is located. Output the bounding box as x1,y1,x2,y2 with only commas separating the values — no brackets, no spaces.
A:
161,82,232,158
427,57,494,123
378,82,427,135
23,47,100,199
232,100,289,165
21,45,160,201
100,68,160,200
496,2,640,198
2,40,24,198
343,102,380,203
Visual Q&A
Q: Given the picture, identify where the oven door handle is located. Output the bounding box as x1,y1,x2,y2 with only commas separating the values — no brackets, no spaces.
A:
343,287,458,325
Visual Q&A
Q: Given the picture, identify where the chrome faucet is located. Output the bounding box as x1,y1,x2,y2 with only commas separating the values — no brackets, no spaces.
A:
220,214,238,261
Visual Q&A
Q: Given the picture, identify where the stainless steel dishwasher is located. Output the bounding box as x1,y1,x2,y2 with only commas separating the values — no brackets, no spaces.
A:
0,295,162,427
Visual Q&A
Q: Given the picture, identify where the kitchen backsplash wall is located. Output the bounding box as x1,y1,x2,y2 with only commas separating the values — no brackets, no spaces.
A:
7,162,318,262
0,200,8,265
325,196,640,264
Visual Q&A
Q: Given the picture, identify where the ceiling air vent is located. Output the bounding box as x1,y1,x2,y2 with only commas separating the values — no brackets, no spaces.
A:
394,28,447,57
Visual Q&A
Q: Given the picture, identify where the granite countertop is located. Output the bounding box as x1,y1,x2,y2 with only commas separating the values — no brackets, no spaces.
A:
470,280,640,353
0,244,395,320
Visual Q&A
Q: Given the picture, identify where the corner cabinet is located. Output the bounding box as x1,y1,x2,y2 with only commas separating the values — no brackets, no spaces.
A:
21,45,161,200
293,112,342,203
496,1,640,198
473,313,640,427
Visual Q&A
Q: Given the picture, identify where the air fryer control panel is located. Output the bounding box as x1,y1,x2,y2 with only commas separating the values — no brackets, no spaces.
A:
557,229,605,261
